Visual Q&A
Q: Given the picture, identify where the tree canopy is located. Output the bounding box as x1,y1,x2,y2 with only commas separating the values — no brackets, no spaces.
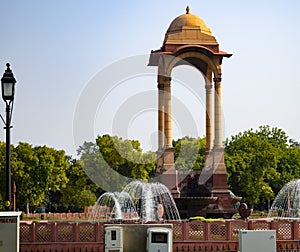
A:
78,135,156,192
0,142,71,212
0,126,299,213
173,136,206,170
225,125,300,208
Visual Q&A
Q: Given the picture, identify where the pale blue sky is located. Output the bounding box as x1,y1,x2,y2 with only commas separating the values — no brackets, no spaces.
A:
0,0,299,157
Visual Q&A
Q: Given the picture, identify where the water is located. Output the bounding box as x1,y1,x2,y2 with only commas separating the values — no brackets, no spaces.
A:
89,192,125,221
268,179,300,218
113,191,139,221
89,181,181,222
122,181,181,222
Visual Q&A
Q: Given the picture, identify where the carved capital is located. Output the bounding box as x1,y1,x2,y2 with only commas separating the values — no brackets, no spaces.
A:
213,77,222,83
164,76,172,82
157,75,171,89
205,84,213,90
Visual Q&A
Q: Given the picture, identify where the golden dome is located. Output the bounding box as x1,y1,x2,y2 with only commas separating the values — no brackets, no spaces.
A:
166,6,212,36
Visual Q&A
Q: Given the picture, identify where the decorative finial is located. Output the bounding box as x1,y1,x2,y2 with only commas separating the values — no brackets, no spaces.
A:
186,6,190,14
6,63,10,70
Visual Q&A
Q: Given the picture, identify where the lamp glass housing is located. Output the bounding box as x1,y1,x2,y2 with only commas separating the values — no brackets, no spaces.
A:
1,81,15,101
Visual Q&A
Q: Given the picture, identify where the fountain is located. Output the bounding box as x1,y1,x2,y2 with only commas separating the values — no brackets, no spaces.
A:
89,192,125,221
89,181,181,222
268,179,300,218
122,181,181,222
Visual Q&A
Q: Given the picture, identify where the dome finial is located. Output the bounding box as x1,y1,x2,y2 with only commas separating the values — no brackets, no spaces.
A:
186,6,190,14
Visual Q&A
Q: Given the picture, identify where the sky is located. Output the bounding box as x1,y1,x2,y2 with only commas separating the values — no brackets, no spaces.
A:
0,0,299,157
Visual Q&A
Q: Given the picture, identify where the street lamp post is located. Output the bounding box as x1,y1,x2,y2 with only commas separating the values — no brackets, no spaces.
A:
1,63,17,211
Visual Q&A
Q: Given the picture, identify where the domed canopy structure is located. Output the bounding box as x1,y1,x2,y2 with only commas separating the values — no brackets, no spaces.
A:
149,6,231,66
148,6,236,219
166,6,212,36
163,6,217,49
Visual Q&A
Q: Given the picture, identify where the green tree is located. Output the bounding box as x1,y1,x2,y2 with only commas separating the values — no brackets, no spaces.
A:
224,126,298,209
173,136,206,170
60,159,97,211
78,140,130,192
274,145,300,194
96,135,156,181
78,135,156,193
12,143,69,213
13,142,40,213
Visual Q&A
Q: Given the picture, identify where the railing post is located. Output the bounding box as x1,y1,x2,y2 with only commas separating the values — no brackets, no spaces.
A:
204,222,210,240
183,221,189,241
73,222,79,242
51,222,57,242
95,222,100,242
247,220,254,230
226,221,232,241
293,220,299,240
270,220,276,230
31,222,36,242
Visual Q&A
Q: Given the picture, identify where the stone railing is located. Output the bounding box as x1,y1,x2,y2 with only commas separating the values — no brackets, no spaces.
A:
24,212,89,219
20,219,300,252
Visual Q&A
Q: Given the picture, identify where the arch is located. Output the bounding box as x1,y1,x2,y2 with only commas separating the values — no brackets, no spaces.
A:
155,47,225,176
166,46,222,78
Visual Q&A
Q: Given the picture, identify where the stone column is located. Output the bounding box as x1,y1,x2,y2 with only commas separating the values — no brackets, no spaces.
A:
156,76,165,172
164,77,172,148
214,77,223,148
205,81,213,152
159,76,177,195
212,76,231,214
157,75,165,152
